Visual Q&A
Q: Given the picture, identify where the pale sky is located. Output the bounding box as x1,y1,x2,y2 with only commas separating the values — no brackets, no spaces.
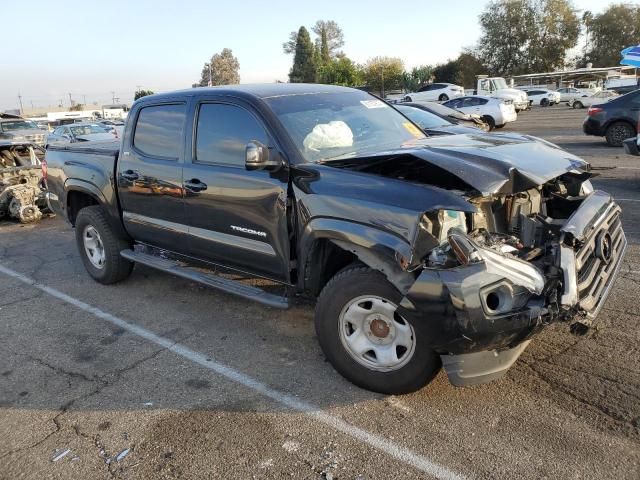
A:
1,0,633,111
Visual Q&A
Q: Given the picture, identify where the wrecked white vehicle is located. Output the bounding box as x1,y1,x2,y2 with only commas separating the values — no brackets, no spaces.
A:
0,141,47,223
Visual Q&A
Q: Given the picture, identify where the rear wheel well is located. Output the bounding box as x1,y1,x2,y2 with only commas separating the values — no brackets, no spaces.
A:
67,190,99,225
303,239,358,297
605,119,636,134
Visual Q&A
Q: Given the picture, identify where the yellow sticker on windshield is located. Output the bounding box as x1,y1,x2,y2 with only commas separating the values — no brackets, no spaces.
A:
403,122,423,138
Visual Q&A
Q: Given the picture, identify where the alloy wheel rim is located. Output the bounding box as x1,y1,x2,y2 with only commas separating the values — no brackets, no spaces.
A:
83,225,106,269
338,295,416,372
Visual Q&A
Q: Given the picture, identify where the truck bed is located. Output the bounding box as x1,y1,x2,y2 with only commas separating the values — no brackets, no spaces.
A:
46,139,120,156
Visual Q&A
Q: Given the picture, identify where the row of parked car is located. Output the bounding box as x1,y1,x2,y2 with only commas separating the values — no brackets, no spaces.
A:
45,120,124,147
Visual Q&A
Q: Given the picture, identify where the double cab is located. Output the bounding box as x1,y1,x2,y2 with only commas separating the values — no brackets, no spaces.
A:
44,84,626,394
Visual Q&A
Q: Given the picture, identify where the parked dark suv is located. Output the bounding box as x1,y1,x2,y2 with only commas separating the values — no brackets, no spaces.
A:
583,89,640,146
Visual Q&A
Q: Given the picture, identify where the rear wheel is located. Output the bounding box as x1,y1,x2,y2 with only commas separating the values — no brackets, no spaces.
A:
438,94,449,101
404,96,412,102
605,122,635,147
75,206,133,284
482,115,496,131
315,267,441,394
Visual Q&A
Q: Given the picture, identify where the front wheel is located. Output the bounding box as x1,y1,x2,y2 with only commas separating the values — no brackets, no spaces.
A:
315,267,441,394
541,98,550,107
75,206,133,284
572,101,583,109
438,94,449,101
404,96,412,102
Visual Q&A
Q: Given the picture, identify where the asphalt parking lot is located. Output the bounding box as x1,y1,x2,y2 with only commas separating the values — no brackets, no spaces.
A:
1,107,639,479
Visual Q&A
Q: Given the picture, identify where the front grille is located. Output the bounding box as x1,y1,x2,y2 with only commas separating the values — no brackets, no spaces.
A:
574,205,624,313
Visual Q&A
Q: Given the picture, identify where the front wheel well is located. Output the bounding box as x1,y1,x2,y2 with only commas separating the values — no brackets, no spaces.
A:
67,190,99,225
303,239,358,297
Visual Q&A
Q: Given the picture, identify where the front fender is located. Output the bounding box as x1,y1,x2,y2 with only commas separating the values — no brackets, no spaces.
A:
298,217,415,293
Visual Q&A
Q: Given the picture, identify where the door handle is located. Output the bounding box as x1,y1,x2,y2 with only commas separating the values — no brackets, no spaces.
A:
184,178,207,192
121,170,140,181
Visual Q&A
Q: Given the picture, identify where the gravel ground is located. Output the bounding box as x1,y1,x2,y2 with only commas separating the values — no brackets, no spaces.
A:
0,106,639,479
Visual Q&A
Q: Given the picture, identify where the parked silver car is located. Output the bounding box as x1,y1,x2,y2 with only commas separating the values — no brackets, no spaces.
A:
46,123,115,147
0,116,49,146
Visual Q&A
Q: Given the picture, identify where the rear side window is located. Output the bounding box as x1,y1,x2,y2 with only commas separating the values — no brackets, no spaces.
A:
133,103,186,159
195,103,268,166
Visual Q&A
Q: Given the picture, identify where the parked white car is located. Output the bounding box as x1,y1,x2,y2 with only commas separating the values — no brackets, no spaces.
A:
403,83,465,102
523,88,561,106
556,87,599,104
570,90,619,109
442,95,517,130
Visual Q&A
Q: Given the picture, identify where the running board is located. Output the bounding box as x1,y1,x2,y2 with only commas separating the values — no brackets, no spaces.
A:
120,249,289,309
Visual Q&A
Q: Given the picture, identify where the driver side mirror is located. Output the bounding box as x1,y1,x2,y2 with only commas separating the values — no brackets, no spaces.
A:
245,141,281,171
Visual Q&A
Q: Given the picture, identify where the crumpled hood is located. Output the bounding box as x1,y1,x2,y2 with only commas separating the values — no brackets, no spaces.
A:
348,132,589,195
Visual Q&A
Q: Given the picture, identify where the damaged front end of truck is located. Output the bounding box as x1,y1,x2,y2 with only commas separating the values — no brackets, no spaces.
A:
399,180,625,386
307,133,627,387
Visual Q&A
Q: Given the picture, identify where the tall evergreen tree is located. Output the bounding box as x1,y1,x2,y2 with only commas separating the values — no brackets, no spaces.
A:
289,27,317,83
320,29,330,65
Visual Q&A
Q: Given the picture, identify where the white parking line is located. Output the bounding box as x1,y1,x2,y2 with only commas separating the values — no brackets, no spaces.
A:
0,263,465,480
616,198,640,202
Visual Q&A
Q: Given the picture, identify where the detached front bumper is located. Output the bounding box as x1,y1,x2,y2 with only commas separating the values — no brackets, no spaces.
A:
398,190,626,386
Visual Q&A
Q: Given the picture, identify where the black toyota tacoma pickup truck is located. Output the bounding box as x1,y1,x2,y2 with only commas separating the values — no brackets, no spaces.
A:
44,84,626,394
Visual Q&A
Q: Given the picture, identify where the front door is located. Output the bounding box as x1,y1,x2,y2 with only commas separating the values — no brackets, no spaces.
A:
181,100,290,282
117,101,189,252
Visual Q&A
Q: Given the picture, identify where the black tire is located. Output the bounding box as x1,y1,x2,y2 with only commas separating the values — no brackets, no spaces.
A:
438,94,449,101
75,206,133,284
605,122,635,147
482,115,496,131
541,98,550,107
572,101,583,109
315,267,441,394
404,96,412,102
494,124,505,129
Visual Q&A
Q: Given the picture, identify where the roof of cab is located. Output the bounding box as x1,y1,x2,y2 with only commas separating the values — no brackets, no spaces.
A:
135,83,359,104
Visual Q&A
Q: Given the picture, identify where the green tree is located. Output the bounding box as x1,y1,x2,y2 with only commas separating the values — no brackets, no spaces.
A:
134,89,154,100
317,57,363,86
402,65,433,92
283,20,344,59
311,20,344,59
431,53,485,88
584,4,640,67
319,28,331,65
478,0,580,75
289,27,317,83
198,48,240,86
363,57,404,96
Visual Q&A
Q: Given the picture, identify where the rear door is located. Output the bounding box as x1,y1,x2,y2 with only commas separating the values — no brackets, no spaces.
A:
117,100,189,252
181,98,290,282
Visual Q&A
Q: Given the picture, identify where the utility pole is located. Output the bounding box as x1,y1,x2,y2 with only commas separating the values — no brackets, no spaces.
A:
111,91,116,104
208,63,213,87
68,92,73,107
17,93,24,115
83,94,87,105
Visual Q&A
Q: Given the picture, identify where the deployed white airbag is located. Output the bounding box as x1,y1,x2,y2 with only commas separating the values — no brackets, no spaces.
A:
303,121,353,152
